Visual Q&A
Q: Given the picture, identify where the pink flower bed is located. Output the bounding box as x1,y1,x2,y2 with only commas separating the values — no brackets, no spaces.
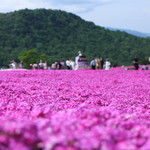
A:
0,68,150,150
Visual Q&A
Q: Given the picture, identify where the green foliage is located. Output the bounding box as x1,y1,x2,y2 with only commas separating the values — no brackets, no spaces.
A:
18,49,38,68
140,57,149,65
0,8,150,67
18,49,46,69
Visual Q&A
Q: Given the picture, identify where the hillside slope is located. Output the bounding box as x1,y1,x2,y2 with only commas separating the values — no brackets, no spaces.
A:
0,9,150,67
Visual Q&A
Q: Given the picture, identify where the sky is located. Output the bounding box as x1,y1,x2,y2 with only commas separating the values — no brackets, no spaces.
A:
0,0,150,33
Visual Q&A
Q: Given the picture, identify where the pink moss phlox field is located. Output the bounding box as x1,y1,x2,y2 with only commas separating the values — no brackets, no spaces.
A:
0,67,150,150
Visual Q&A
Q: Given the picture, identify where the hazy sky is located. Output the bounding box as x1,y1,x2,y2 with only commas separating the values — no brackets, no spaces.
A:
0,0,150,33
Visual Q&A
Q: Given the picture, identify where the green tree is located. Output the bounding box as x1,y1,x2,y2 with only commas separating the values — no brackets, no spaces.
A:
18,49,39,69
18,49,47,69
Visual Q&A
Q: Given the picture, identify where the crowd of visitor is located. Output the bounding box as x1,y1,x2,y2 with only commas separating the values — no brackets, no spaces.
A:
90,57,111,70
9,60,21,69
125,56,149,70
30,60,47,70
6,54,150,71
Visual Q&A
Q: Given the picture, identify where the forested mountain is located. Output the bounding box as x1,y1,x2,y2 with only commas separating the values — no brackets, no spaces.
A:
0,8,150,67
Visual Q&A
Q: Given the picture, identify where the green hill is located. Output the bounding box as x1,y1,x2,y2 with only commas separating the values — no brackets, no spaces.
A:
0,8,150,67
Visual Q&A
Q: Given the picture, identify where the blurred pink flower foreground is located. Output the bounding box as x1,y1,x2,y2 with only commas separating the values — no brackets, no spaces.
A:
0,68,150,150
